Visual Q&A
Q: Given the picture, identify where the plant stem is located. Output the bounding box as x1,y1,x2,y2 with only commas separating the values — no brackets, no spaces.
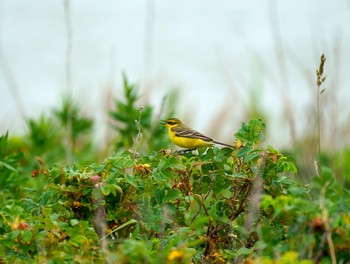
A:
317,78,321,174
316,54,326,176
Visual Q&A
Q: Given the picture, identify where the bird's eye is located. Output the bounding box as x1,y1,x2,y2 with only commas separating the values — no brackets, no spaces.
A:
167,121,176,125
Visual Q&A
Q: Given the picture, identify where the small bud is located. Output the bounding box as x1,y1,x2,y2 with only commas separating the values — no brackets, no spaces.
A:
89,175,101,184
32,170,39,177
18,221,31,230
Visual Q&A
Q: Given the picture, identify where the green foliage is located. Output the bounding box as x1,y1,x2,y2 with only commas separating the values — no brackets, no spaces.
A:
16,99,94,168
27,115,59,151
26,114,66,165
53,97,93,142
0,132,24,204
1,76,349,263
235,118,265,145
110,74,152,149
110,74,169,152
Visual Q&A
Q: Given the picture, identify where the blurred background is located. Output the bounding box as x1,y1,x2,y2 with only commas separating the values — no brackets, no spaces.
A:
0,0,349,150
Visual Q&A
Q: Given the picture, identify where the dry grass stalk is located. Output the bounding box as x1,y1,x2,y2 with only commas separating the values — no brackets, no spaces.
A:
316,54,327,174
130,107,144,157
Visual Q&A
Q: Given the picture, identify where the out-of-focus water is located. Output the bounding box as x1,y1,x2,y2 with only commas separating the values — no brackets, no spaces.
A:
0,0,349,148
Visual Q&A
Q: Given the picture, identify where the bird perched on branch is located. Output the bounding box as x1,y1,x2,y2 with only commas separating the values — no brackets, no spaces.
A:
163,118,234,150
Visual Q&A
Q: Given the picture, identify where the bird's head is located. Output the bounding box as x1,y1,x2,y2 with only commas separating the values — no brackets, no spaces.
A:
162,118,183,128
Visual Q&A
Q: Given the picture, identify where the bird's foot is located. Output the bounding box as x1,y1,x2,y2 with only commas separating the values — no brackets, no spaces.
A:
174,148,196,155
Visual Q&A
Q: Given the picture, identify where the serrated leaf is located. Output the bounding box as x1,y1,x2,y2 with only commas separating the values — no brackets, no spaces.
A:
21,198,38,211
163,156,179,169
165,188,182,201
155,188,165,204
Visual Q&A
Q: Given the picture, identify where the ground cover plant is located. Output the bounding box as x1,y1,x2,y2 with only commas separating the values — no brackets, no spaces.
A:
1,75,350,264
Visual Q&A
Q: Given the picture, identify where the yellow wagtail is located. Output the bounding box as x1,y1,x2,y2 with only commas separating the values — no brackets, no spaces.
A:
163,118,234,149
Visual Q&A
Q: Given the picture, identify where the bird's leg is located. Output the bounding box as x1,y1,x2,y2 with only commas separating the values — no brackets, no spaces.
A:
174,148,196,154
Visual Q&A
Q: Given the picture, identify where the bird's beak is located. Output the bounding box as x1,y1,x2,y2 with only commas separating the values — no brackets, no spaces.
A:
160,120,166,125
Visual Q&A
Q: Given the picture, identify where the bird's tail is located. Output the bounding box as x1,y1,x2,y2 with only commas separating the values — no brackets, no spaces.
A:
213,141,234,148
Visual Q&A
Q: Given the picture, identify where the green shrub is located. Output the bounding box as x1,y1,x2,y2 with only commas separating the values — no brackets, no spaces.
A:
1,76,349,263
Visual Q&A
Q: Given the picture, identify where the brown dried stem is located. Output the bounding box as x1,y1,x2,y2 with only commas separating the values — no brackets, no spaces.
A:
316,54,327,175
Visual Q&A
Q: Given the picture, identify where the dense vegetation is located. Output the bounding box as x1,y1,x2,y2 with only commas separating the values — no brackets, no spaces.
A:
1,76,349,264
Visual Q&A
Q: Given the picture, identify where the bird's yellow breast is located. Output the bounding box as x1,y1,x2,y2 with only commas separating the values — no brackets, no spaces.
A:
167,127,212,148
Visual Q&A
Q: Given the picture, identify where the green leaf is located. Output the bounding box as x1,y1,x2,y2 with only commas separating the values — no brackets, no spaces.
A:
154,188,165,204
70,219,79,226
236,145,252,158
102,219,138,241
204,147,214,159
95,164,106,173
244,149,262,162
0,161,17,172
160,169,174,179
163,156,179,169
20,230,32,242
165,188,182,201
9,230,20,240
131,222,140,239
112,184,123,194
82,187,91,195
237,247,252,256
235,119,265,145
21,198,39,212
69,235,88,247
214,147,232,162
100,185,110,196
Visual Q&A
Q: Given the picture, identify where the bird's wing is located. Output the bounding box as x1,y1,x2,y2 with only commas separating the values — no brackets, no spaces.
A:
173,126,213,142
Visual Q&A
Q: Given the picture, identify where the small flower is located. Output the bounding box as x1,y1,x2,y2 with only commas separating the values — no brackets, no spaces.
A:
168,249,183,261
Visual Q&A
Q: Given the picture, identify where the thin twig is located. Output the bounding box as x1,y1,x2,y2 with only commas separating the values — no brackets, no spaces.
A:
131,107,144,157
316,54,326,175
191,173,216,223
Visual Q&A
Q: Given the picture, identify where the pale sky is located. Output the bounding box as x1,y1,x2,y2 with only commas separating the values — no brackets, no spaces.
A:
1,0,349,148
